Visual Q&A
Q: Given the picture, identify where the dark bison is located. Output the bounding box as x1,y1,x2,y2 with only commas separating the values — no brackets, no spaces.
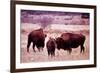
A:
55,33,85,53
46,37,56,57
27,28,47,52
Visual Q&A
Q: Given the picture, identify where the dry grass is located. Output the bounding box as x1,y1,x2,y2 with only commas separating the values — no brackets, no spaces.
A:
20,23,89,63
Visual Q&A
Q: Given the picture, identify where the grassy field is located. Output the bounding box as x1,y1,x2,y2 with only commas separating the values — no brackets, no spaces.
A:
20,23,90,63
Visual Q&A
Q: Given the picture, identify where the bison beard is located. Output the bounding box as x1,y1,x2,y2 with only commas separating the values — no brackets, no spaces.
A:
56,33,85,54
27,28,46,52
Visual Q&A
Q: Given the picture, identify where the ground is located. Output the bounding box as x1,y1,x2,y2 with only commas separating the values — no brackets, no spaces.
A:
20,23,89,63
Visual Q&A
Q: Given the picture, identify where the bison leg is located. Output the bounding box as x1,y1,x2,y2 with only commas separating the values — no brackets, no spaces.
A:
37,47,44,52
27,37,31,52
38,48,41,52
68,48,72,54
80,36,85,53
32,43,36,52
36,46,41,52
51,51,55,57
35,43,41,52
47,50,51,56
80,45,85,53
41,47,43,51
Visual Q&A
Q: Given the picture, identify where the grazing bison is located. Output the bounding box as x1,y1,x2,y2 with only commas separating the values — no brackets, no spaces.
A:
27,28,47,52
46,37,56,57
55,33,85,53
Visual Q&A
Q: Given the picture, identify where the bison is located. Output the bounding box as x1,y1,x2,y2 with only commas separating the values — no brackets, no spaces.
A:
46,37,56,57
55,33,85,53
27,28,47,52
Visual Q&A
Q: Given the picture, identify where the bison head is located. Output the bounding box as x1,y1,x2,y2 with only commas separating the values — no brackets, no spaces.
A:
55,37,64,50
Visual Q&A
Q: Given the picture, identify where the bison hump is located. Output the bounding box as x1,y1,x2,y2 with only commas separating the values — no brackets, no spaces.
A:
61,33,84,41
61,35,70,41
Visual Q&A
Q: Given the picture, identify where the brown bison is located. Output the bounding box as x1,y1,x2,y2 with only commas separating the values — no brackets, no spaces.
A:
55,33,85,53
46,37,56,57
27,28,47,52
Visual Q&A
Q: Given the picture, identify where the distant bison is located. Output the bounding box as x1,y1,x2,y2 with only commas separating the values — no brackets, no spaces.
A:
46,37,56,57
27,28,47,52
55,33,85,53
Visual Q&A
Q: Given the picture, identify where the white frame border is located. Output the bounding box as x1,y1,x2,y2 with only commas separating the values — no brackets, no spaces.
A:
15,4,94,69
